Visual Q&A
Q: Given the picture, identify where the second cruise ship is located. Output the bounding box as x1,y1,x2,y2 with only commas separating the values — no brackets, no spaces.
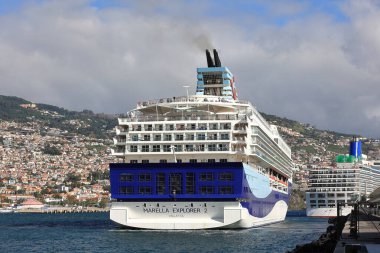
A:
109,49,294,229
306,138,380,217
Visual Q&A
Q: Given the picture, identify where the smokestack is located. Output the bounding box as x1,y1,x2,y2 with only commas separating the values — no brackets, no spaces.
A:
213,49,222,67
206,49,215,67
349,136,362,158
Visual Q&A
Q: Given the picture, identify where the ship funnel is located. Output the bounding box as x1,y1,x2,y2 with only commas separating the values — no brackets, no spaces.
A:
349,137,362,158
206,49,215,67
213,49,222,67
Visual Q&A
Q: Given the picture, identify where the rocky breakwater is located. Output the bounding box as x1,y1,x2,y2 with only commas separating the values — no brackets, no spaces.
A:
286,216,348,253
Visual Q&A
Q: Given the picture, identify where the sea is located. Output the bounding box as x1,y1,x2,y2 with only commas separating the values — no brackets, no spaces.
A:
0,212,327,253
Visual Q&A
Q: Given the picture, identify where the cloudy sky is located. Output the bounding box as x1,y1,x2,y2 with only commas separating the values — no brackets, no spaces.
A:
0,0,380,138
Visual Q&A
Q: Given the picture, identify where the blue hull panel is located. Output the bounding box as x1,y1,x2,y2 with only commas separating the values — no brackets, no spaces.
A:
110,162,290,218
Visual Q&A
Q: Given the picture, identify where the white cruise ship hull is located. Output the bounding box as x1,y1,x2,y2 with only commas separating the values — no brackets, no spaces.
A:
109,162,291,230
306,207,352,218
110,200,288,229
110,51,294,230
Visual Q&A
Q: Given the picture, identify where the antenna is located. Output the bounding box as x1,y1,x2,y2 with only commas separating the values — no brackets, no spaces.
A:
183,85,190,101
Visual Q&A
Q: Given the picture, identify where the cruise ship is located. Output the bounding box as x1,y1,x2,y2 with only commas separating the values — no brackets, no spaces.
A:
306,138,380,217
109,49,294,229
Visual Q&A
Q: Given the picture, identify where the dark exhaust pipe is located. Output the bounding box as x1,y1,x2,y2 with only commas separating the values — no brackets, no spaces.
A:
213,49,221,67
206,49,215,67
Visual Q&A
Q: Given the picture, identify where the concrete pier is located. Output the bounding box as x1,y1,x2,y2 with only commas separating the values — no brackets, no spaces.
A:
334,209,380,253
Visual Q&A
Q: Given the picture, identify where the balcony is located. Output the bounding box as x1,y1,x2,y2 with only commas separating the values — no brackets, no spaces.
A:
111,148,125,155
233,127,247,134
113,137,126,145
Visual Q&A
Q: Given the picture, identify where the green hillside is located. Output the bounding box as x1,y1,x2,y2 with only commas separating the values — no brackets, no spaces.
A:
0,95,117,138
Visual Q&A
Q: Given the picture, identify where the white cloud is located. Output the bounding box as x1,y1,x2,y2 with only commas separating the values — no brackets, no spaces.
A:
0,0,380,137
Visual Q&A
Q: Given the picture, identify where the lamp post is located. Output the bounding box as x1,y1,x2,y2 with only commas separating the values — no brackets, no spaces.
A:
170,145,177,163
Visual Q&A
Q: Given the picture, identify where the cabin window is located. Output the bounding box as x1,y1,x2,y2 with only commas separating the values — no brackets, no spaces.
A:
130,145,138,152
208,144,216,151
120,186,133,195
156,173,165,194
189,159,197,163
200,186,214,195
143,135,150,141
177,159,182,163
164,134,172,141
131,135,138,141
208,159,215,163
219,159,227,163
139,186,152,195
141,160,149,164
220,133,229,140
209,123,218,130
142,145,149,152
198,124,207,130
175,134,184,141
159,159,167,163
163,145,171,152
154,135,161,141
130,160,138,164
200,172,213,181
152,145,160,152
221,123,231,130
169,173,182,195
176,124,185,130
207,134,217,140
120,174,133,182
185,173,195,194
139,173,151,181
219,172,233,181
185,145,194,151
174,145,182,152
197,134,206,140
219,186,233,194
218,144,228,151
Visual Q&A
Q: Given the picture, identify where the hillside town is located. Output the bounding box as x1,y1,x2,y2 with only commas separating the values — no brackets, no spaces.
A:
0,118,118,209
1,102,380,210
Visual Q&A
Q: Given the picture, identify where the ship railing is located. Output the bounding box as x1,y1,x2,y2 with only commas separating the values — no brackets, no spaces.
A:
129,147,230,153
119,114,247,123
136,96,251,108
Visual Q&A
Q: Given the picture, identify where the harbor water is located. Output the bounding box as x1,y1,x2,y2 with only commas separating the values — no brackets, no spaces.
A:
0,213,327,253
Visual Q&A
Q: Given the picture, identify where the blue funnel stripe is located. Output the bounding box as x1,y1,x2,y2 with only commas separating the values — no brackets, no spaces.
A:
349,141,362,158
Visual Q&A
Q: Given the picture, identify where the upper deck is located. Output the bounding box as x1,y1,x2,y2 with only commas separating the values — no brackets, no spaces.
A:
111,49,293,179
